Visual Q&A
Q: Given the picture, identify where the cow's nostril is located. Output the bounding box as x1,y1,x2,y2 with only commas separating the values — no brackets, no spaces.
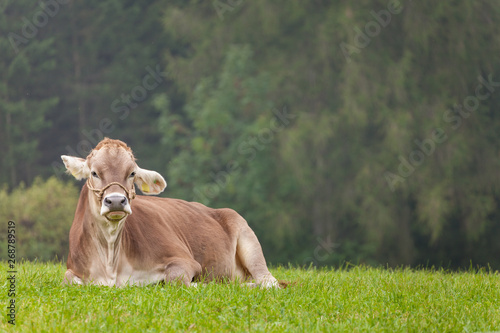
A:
120,197,126,205
104,197,112,206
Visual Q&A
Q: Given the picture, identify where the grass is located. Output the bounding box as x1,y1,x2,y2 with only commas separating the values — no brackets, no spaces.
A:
1,261,500,332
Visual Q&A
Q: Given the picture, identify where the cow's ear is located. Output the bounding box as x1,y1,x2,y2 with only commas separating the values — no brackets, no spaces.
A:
134,167,167,195
61,155,90,180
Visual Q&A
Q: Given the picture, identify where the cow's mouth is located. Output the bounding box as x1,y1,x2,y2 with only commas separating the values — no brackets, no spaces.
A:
105,211,127,222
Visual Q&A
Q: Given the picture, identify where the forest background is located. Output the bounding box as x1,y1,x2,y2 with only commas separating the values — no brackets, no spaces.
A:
2,0,500,269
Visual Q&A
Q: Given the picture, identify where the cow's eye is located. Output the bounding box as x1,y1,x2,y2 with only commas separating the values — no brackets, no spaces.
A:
91,171,99,178
129,171,136,178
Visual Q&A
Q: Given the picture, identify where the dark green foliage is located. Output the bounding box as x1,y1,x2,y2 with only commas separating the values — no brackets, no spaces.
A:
1,0,500,268
1,0,57,187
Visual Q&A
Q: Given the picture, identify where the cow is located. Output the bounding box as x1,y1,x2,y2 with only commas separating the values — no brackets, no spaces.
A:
61,138,278,288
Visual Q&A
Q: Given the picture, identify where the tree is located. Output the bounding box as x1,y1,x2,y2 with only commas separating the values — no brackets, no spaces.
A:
0,0,57,188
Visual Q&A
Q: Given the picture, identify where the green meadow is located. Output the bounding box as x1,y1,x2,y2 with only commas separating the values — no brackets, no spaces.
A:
1,261,499,332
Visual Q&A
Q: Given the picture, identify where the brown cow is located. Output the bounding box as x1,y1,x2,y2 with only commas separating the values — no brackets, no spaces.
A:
61,138,278,288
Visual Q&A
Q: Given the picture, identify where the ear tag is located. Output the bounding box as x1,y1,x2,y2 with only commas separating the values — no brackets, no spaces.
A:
142,183,150,193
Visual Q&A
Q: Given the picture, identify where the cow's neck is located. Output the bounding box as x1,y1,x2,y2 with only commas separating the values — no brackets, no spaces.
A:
91,216,127,279
87,195,128,278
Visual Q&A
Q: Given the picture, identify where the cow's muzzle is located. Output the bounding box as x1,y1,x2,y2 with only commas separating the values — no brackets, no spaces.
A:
102,194,132,221
87,179,135,220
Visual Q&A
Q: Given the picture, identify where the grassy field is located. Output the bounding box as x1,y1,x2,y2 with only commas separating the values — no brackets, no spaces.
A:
1,261,500,332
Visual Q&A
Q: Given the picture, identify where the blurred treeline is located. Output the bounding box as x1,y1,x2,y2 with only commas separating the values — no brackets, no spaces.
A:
2,0,500,268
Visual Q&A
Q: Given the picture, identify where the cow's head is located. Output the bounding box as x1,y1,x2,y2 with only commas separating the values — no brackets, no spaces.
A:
61,138,166,221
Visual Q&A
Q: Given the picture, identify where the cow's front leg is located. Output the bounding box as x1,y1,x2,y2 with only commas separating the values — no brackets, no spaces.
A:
164,258,201,286
63,269,84,285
